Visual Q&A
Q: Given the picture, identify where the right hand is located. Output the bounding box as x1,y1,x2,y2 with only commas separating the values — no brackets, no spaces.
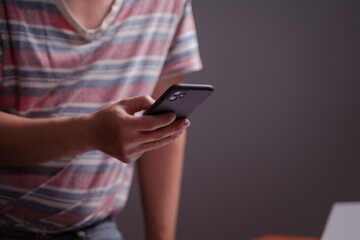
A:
87,95,190,164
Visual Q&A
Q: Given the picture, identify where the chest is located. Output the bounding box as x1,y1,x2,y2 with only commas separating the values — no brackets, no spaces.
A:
0,0,182,115
1,0,182,74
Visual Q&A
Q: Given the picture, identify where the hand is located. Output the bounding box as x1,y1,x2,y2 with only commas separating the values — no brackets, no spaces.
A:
87,95,190,163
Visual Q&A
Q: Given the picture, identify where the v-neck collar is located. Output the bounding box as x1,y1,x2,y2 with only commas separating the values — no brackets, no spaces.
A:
56,0,124,39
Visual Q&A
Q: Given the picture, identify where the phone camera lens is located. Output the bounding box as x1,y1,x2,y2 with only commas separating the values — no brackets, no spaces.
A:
173,91,182,96
179,93,185,98
169,96,177,101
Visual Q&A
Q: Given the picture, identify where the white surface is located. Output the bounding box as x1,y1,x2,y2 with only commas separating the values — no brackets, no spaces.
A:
321,202,360,240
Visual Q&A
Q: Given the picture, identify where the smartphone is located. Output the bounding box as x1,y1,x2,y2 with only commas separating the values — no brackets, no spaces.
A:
144,83,214,119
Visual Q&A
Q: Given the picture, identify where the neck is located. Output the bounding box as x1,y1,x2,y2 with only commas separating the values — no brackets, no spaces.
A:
65,0,115,29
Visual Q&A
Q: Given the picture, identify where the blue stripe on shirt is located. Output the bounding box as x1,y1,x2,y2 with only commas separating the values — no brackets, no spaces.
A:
3,59,162,80
1,32,171,54
165,47,199,64
4,0,59,12
0,15,177,44
2,75,157,96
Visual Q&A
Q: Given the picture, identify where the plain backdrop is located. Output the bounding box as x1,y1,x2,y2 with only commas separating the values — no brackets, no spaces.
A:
117,0,360,239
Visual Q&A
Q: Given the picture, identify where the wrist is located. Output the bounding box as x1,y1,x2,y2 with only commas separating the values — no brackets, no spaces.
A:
71,113,98,153
0,112,98,166
50,114,97,156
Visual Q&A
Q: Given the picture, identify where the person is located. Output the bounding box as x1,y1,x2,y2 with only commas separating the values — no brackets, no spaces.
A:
0,0,202,239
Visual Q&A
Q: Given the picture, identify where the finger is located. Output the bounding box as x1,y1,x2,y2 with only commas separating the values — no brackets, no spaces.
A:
132,113,177,131
139,119,190,143
120,95,155,115
138,130,185,153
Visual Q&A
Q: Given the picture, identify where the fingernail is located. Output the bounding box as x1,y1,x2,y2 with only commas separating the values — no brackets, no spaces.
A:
169,113,176,121
183,119,191,128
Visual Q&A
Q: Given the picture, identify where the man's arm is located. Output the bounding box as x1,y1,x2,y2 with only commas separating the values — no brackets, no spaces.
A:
138,75,187,240
0,112,94,166
0,95,187,166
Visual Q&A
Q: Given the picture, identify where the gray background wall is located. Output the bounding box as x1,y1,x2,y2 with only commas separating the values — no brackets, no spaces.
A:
117,0,360,239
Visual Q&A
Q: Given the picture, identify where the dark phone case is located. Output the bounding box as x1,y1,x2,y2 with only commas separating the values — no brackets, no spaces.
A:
144,83,214,119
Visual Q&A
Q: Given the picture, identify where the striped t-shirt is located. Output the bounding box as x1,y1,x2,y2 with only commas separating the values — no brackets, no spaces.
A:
0,0,202,233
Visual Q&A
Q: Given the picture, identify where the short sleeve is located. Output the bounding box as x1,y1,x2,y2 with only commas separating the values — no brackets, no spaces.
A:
159,0,203,80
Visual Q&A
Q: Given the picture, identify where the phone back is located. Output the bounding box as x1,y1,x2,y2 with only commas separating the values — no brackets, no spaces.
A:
145,84,213,119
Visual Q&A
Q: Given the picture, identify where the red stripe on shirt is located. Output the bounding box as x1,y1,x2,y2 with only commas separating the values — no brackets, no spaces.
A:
0,173,52,190
4,205,49,222
2,3,74,31
46,166,122,190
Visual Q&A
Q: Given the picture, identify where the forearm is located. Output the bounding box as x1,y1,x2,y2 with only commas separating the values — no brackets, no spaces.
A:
0,111,94,166
0,94,186,166
138,131,186,240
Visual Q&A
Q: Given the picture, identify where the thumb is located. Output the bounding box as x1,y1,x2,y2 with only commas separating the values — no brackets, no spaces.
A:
120,95,155,115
